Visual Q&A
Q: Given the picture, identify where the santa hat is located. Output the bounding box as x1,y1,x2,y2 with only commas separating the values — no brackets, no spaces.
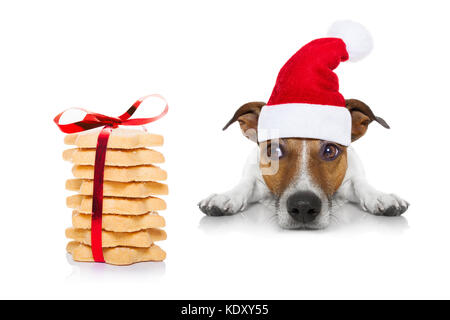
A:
257,21,373,146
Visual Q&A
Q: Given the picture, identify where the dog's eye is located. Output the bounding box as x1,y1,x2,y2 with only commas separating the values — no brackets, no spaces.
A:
320,143,340,161
266,143,284,160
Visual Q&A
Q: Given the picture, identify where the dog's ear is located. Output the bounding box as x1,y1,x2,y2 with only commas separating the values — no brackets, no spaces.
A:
223,101,266,142
345,99,390,142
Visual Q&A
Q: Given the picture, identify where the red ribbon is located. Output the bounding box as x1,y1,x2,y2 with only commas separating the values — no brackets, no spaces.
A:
54,94,168,262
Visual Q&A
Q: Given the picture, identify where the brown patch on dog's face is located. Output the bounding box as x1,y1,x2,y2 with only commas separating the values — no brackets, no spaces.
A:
259,139,301,197
259,138,348,197
306,140,348,196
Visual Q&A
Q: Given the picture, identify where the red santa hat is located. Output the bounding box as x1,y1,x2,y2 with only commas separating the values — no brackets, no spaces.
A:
257,21,373,146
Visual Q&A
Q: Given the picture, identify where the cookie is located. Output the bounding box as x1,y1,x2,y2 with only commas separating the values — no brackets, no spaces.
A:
72,165,167,182
63,148,164,166
64,128,163,149
66,179,168,198
72,210,165,232
67,241,166,265
67,194,166,215
65,227,166,248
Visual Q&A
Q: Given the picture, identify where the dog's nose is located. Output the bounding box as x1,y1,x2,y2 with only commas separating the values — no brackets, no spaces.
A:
287,191,322,223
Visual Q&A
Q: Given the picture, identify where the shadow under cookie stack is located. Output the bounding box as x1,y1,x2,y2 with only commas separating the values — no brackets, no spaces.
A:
63,128,168,266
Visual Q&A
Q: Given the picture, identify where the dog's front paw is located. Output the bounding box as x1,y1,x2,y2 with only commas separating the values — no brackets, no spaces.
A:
198,193,247,216
360,192,409,216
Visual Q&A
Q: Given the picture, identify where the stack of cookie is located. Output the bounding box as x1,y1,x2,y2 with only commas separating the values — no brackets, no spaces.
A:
63,128,168,265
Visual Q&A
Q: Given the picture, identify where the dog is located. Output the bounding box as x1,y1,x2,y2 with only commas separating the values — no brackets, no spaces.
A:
198,99,409,229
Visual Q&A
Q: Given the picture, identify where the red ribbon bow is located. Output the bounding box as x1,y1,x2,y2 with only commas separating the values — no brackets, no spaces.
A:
54,94,168,263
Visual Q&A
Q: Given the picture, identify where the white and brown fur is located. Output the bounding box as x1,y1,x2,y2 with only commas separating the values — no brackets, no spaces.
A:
199,99,409,229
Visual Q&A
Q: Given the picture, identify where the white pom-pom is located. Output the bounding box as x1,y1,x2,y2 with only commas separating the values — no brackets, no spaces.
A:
327,20,373,62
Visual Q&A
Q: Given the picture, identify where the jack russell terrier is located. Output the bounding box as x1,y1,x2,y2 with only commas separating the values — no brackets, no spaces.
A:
198,99,409,229
198,21,409,229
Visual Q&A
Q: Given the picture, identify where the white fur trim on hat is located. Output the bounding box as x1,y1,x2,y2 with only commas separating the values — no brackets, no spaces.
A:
257,104,352,146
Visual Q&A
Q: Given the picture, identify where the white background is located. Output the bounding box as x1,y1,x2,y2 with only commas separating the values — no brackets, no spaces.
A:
0,0,449,299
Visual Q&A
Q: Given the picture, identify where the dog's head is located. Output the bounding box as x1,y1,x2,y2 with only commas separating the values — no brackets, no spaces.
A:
223,99,389,229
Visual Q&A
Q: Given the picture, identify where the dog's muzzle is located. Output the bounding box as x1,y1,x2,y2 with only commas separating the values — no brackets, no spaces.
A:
286,191,322,223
